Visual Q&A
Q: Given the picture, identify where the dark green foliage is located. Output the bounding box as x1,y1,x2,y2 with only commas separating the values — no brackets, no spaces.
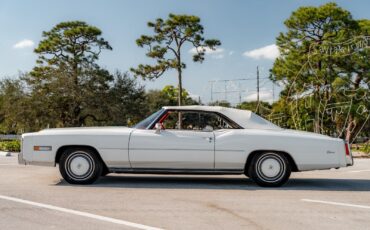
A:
208,100,231,108
0,140,20,152
131,14,221,106
145,85,199,115
237,101,272,117
270,2,369,141
0,77,33,133
106,71,148,126
0,21,147,132
25,21,114,128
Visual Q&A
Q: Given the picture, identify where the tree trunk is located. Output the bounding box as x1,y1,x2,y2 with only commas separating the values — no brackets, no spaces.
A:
314,85,321,133
178,70,183,106
177,68,183,129
345,74,362,142
176,48,183,129
72,59,82,127
345,116,355,142
314,59,322,134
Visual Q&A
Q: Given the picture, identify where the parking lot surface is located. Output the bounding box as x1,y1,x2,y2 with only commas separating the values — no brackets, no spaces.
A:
0,154,370,230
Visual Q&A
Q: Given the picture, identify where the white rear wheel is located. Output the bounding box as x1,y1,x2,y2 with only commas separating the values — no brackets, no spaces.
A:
248,152,291,187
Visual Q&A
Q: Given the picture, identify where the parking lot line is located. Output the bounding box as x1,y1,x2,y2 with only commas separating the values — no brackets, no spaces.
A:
0,195,163,230
349,169,370,173
301,199,370,210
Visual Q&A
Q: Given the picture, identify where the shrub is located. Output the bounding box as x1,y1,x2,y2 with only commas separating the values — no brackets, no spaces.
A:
0,140,21,152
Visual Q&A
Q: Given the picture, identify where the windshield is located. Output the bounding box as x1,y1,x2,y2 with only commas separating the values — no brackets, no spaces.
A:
134,109,163,129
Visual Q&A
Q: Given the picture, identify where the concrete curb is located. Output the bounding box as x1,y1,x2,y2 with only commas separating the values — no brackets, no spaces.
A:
0,151,11,157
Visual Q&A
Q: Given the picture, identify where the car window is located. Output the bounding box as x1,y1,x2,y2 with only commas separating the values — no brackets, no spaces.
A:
199,112,234,130
134,109,163,129
161,111,235,131
162,111,200,130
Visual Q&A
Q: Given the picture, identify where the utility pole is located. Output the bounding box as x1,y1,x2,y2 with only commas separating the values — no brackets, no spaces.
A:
256,66,260,114
272,82,275,103
210,81,214,103
209,77,269,105
224,82,227,101
238,82,242,104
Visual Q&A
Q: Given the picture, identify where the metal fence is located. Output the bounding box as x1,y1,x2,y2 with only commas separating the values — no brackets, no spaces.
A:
0,135,21,140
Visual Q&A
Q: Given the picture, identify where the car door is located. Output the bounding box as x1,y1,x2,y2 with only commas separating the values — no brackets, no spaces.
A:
198,112,246,170
129,110,215,169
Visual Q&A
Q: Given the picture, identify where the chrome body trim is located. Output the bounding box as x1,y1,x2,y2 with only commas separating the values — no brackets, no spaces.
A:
108,167,244,175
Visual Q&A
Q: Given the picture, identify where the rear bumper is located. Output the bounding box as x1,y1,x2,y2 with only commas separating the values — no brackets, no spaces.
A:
346,154,354,166
346,147,354,166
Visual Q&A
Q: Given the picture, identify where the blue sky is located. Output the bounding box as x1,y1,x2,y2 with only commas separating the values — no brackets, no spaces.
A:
1,0,369,104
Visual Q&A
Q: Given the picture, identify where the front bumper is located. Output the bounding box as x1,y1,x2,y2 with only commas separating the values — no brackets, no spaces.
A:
18,137,26,165
18,151,26,165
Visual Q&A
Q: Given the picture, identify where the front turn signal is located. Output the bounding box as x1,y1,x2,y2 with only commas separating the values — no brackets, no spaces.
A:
33,146,52,151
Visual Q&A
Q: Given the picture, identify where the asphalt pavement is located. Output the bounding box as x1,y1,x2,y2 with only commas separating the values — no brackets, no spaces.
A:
0,154,370,230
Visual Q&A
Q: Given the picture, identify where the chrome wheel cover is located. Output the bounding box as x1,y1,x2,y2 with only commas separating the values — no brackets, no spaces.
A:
65,151,95,181
256,153,286,183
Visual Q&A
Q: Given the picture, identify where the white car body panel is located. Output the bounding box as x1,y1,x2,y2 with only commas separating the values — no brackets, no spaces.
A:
214,129,344,170
21,127,133,168
19,106,353,173
129,129,214,169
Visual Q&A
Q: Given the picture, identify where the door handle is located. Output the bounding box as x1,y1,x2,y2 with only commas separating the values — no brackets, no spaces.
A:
205,137,213,143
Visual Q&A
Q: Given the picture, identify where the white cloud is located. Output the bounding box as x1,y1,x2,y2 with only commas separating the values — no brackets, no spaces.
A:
243,44,279,60
189,46,225,59
212,54,224,59
245,90,273,103
13,39,35,49
228,51,234,56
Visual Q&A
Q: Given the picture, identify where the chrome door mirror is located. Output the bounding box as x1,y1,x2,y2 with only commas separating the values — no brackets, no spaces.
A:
155,123,163,134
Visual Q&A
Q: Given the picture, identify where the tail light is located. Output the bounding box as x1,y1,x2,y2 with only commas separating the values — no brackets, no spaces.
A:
344,142,350,156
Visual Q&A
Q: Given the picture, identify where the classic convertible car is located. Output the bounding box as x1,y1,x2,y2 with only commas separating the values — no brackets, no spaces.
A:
19,106,353,187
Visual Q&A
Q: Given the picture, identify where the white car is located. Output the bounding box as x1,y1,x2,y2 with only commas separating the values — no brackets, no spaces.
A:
19,106,353,187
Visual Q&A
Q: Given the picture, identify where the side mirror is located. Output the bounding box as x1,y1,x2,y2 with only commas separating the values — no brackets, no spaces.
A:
155,123,163,134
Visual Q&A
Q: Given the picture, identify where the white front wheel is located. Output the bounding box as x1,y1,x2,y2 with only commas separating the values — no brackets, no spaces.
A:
59,148,103,184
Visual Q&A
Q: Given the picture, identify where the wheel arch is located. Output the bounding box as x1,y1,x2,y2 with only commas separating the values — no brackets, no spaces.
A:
55,145,108,171
244,150,299,173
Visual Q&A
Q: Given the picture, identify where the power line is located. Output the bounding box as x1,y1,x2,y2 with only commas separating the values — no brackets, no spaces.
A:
208,73,271,104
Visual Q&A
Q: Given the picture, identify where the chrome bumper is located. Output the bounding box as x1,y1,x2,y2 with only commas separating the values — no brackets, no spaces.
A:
18,150,26,165
18,137,26,165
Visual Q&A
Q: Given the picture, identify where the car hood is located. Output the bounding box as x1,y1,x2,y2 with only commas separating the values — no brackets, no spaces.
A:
24,126,133,137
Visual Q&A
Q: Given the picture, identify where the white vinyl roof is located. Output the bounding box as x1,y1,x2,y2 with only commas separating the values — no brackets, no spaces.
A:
162,105,281,130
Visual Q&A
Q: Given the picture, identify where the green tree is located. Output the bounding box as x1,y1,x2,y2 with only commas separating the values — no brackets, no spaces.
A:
130,14,221,106
237,101,272,117
26,21,113,127
271,2,360,137
145,85,199,114
334,19,370,141
0,77,31,133
208,100,231,108
107,71,147,126
161,85,198,105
